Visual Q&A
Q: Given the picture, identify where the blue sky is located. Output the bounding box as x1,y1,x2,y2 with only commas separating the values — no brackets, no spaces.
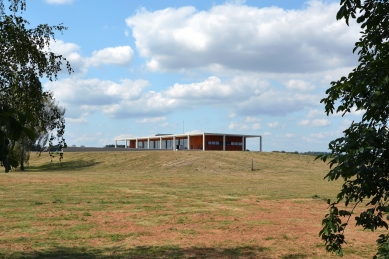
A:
19,0,363,151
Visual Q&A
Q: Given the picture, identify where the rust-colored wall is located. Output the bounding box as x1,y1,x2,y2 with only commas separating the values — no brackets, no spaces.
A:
226,136,244,151
130,140,136,148
190,136,203,150
205,135,223,150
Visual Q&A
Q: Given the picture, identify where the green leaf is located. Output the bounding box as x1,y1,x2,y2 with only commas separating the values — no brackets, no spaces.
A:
22,127,35,140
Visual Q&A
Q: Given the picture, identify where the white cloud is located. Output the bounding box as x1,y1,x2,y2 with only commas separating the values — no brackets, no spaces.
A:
298,118,331,127
335,107,366,117
311,119,331,127
47,41,134,75
228,122,248,130
47,78,149,105
66,117,87,124
263,132,271,136
89,46,134,67
307,109,325,119
136,117,166,124
185,130,203,134
47,74,322,119
285,133,294,138
302,130,341,143
267,121,279,128
245,116,261,122
126,1,358,73
298,119,310,126
252,123,261,130
45,0,73,4
285,79,315,91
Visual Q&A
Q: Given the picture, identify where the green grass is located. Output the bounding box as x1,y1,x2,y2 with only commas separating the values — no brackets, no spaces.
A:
0,151,375,258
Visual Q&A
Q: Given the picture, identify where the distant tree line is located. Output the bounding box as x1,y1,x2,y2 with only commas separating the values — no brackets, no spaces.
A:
271,151,331,155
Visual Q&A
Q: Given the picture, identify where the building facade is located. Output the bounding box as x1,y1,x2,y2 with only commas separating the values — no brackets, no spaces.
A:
115,132,262,151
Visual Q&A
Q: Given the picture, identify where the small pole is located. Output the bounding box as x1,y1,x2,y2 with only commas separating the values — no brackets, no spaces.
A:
251,159,254,171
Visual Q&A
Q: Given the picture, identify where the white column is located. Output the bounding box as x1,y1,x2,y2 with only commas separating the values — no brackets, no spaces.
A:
223,135,226,151
136,139,138,149
242,136,244,151
148,138,150,149
115,140,117,148
203,133,205,151
160,137,162,149
124,140,126,148
187,135,190,149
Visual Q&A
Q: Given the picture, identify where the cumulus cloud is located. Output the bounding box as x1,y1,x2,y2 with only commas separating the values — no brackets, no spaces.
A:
66,117,88,124
252,123,261,130
302,130,341,143
228,122,249,130
46,74,322,119
298,118,331,127
185,130,203,134
89,46,134,67
246,117,261,122
45,0,73,4
136,117,166,124
285,79,315,91
307,109,326,119
126,1,358,73
47,40,134,75
334,107,366,117
267,121,279,128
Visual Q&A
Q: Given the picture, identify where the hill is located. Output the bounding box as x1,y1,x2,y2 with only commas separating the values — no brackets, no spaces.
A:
0,151,375,258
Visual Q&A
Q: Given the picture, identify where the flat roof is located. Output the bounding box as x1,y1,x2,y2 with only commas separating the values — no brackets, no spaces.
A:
115,132,262,141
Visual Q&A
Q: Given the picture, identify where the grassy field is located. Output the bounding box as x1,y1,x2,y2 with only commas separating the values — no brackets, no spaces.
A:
0,151,379,258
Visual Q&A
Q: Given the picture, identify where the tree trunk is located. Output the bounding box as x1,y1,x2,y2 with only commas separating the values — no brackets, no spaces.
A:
20,146,24,171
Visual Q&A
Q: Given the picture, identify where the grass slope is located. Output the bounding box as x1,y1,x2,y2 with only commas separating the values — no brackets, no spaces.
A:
0,151,376,258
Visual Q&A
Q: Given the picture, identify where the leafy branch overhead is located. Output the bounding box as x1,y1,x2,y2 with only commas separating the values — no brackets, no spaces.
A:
0,0,72,172
318,0,389,257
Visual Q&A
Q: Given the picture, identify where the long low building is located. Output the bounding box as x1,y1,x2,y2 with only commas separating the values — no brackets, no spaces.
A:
115,132,262,151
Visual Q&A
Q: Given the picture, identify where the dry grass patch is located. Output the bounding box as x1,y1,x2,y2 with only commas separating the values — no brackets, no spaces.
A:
0,151,377,258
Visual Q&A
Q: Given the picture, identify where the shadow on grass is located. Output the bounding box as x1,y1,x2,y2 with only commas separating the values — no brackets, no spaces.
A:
281,254,308,259
2,245,281,259
27,159,102,172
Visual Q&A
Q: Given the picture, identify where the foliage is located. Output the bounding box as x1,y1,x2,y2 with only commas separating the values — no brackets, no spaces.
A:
9,96,66,170
0,0,72,172
318,0,389,257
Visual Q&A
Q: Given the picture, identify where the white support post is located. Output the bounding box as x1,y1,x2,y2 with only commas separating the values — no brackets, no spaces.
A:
148,138,150,149
187,135,190,150
203,133,205,151
160,137,162,149
223,135,226,151
136,139,138,149
115,140,117,148
124,140,127,148
242,136,244,151
173,136,176,150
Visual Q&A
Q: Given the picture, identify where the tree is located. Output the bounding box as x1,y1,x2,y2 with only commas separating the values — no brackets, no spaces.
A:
8,95,66,171
0,0,72,172
318,0,389,257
